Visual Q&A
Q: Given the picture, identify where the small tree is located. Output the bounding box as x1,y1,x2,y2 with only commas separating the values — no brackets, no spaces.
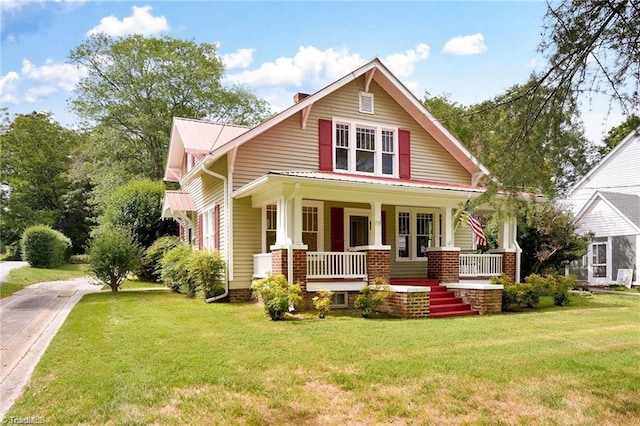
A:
312,289,334,319
251,274,302,320
159,244,193,295
88,226,139,292
188,250,225,300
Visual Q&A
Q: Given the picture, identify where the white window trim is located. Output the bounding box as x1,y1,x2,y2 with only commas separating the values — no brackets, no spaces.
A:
395,207,441,261
332,117,398,178
589,239,612,284
202,205,217,250
261,201,324,253
344,208,371,251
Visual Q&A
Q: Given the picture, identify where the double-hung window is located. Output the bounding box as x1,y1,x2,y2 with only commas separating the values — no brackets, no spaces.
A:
333,118,397,177
201,206,220,250
397,209,438,260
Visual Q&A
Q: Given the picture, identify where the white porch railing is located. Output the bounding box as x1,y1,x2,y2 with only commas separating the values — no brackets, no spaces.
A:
459,253,503,277
307,251,367,279
253,253,272,278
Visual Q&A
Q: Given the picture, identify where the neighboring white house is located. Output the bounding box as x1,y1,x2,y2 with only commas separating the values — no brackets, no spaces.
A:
564,126,640,285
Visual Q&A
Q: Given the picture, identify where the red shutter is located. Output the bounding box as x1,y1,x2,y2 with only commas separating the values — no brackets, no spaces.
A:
330,207,344,252
381,210,387,245
179,224,185,241
318,119,333,171
198,213,203,250
399,129,411,179
213,204,220,250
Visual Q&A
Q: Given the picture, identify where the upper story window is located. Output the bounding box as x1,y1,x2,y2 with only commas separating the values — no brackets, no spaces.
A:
333,118,397,177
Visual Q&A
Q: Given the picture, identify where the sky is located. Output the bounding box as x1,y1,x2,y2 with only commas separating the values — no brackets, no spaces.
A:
0,0,625,144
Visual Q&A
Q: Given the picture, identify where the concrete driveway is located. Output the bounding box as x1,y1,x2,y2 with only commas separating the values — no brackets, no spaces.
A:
0,277,99,419
0,261,29,283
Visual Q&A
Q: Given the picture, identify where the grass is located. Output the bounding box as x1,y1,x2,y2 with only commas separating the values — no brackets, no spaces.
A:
101,277,168,292
0,263,89,298
6,291,640,425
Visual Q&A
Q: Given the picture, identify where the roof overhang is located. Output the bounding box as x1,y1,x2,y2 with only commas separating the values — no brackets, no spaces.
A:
162,190,196,221
232,171,494,209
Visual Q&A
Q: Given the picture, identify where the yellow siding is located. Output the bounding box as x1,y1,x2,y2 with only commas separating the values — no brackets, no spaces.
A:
455,224,474,251
230,197,261,290
233,78,472,190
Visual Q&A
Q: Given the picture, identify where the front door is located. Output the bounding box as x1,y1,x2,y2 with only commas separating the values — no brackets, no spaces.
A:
345,209,370,250
589,240,610,284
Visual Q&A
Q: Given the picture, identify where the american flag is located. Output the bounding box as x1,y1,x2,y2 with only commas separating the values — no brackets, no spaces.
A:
460,210,487,247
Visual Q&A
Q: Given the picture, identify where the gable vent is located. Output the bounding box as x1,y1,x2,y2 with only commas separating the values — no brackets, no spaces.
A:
359,92,374,114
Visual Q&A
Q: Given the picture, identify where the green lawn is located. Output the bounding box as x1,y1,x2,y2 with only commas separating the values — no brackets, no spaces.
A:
7,291,640,425
0,263,89,298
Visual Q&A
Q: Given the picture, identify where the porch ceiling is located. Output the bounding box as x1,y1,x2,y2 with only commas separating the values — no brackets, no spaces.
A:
233,171,489,208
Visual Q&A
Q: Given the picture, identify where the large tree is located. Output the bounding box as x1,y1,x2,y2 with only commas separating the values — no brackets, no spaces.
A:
597,115,640,157
68,34,270,181
0,111,94,252
424,80,596,198
515,1,639,143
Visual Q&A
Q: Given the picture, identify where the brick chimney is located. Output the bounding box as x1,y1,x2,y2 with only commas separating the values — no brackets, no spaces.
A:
293,92,310,104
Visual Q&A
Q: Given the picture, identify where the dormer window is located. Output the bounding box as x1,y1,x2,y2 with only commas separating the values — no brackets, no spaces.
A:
333,117,397,177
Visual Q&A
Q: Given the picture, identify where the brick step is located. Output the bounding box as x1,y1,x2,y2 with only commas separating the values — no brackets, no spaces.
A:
429,309,479,318
429,303,473,314
429,296,464,306
429,290,457,299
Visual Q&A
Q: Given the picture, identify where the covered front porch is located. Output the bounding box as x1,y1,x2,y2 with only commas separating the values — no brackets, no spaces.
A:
236,171,518,314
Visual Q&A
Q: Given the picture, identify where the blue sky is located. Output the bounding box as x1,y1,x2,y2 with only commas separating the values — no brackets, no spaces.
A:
0,0,623,143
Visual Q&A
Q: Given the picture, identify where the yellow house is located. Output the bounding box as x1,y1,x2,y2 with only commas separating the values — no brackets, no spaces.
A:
162,59,519,318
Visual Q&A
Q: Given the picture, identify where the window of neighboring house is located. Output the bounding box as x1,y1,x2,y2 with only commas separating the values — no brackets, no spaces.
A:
331,292,348,308
397,209,438,260
592,242,608,278
333,118,397,177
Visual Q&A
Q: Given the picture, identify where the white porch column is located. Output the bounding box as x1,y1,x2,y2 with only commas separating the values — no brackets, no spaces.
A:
273,196,290,248
371,201,383,247
443,207,455,248
292,195,306,249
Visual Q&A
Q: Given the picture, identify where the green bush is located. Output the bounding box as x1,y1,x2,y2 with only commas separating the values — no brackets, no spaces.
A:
312,289,334,318
251,274,302,320
160,244,193,295
497,273,573,311
188,250,225,300
354,278,394,318
142,236,182,282
21,225,71,268
88,226,140,292
102,179,177,249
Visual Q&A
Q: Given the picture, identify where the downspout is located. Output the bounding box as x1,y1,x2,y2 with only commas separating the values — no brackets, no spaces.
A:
199,164,230,303
515,241,522,283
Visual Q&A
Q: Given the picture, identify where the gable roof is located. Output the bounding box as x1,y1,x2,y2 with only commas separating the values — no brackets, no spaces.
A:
170,58,491,184
575,190,640,232
568,125,640,197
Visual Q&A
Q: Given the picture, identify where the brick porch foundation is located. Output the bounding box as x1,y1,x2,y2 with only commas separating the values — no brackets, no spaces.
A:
427,249,460,283
446,284,503,314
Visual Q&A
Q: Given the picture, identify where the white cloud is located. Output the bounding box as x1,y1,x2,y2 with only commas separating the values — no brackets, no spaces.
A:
0,59,87,104
225,46,366,88
382,43,430,77
87,5,169,37
443,33,488,55
221,48,255,70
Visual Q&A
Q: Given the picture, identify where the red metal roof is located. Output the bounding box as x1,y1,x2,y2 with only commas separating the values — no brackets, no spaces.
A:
164,190,196,212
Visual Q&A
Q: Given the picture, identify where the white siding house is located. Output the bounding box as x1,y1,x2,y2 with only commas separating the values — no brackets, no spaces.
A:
565,126,640,285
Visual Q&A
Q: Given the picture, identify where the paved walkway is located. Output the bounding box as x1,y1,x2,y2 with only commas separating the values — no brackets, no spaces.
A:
0,261,29,284
0,278,99,419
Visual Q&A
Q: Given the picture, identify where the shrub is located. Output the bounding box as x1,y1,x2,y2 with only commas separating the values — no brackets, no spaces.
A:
188,250,225,300
498,273,573,311
70,254,90,264
354,278,394,318
251,274,302,320
160,244,193,295
142,236,182,282
552,275,574,306
312,289,334,318
21,225,71,268
88,226,140,292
